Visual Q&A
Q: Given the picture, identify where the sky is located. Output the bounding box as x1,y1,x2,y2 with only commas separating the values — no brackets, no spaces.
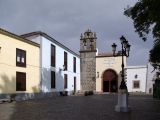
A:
0,0,154,66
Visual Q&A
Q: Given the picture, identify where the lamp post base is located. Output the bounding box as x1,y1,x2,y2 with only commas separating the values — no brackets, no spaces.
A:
115,90,130,112
115,105,130,112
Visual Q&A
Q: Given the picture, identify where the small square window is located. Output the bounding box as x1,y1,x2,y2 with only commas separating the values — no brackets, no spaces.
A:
134,74,138,79
133,80,140,89
17,56,20,62
21,57,25,63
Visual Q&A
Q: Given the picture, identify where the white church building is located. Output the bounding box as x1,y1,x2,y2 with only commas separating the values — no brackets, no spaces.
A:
21,32,80,95
125,64,159,94
125,66,147,93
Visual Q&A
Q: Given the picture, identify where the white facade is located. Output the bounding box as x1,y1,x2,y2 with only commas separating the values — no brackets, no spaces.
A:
126,66,147,93
22,32,80,94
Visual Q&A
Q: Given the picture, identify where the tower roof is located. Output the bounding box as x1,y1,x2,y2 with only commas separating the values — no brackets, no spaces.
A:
80,29,97,40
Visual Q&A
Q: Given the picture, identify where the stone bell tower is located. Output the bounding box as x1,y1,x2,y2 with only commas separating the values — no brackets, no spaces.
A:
80,29,97,91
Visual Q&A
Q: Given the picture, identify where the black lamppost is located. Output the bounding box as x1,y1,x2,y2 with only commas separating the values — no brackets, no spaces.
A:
112,35,131,112
112,35,131,90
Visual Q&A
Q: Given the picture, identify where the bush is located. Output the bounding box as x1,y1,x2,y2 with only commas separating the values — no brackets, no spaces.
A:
72,91,76,95
153,79,160,99
84,91,94,96
153,85,160,99
156,87,160,99
59,91,68,96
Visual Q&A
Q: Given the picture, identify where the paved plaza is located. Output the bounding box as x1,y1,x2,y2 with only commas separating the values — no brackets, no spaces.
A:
0,94,160,120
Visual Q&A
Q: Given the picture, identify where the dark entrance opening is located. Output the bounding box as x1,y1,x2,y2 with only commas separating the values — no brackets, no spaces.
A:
103,81,109,92
102,69,118,93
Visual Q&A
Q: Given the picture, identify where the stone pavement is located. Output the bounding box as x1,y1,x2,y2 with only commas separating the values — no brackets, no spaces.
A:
0,94,160,120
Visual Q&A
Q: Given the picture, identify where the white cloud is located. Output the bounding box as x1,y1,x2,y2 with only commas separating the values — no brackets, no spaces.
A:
0,0,153,65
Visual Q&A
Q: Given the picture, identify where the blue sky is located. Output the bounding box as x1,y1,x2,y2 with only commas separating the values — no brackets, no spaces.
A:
0,0,154,65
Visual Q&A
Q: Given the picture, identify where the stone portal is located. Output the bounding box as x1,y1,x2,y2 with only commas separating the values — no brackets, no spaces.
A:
102,69,118,92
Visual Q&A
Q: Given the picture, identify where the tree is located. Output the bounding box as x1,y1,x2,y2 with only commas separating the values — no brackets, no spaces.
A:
150,41,160,70
124,0,160,70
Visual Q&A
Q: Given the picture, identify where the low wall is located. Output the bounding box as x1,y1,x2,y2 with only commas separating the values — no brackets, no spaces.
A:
0,90,75,102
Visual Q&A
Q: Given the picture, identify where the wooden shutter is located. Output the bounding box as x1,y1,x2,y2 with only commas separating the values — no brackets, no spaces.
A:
73,57,76,73
16,48,26,67
16,72,26,91
64,74,67,89
74,77,76,92
51,71,56,88
64,52,67,70
51,45,56,67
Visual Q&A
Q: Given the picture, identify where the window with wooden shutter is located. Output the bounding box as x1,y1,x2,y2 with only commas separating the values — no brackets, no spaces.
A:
73,57,76,73
51,45,56,67
51,71,56,88
64,74,67,89
64,52,67,70
16,48,26,67
16,72,26,91
133,80,140,89
74,77,76,92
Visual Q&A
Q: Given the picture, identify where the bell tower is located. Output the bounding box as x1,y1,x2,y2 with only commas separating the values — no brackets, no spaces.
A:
80,29,97,91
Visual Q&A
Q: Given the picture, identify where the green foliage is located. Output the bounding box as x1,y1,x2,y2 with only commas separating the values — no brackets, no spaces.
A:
124,0,160,41
153,85,160,99
84,91,94,96
59,91,68,96
124,0,160,69
153,79,160,99
150,41,160,70
72,91,76,95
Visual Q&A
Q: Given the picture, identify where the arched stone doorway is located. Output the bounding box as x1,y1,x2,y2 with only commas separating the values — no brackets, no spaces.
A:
102,69,118,92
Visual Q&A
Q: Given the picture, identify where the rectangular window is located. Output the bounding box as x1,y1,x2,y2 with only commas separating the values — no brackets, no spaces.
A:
51,44,56,67
51,71,56,88
133,80,140,89
73,57,76,73
16,48,26,67
64,74,67,89
16,72,26,91
64,52,67,70
74,77,76,92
